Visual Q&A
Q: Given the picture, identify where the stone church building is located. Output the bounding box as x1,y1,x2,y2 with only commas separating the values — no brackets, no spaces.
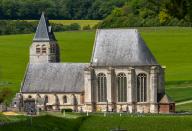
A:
13,13,175,113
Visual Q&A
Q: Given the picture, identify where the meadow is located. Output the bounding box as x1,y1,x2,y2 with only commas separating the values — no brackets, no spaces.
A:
0,114,83,131
0,27,192,111
0,113,192,131
27,20,101,28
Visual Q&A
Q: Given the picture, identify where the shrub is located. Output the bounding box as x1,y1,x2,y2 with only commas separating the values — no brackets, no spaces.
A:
167,18,180,26
143,17,160,27
51,23,65,32
69,23,81,30
61,108,73,113
83,25,91,30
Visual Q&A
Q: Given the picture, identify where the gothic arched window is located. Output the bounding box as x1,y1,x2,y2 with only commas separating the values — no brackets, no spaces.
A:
137,73,147,102
42,45,47,54
117,73,127,102
97,73,107,102
36,45,40,54
63,96,67,104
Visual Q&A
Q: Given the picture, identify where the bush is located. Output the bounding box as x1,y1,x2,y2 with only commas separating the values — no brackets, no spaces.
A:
143,17,160,27
83,25,91,30
61,108,73,113
51,23,65,32
167,18,180,26
69,23,81,30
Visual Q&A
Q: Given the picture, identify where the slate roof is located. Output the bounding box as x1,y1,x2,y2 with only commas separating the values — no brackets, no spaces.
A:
33,12,56,42
21,63,89,93
91,29,158,66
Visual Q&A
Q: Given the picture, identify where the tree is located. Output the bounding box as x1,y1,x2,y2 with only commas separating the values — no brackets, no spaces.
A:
0,88,13,111
159,10,171,25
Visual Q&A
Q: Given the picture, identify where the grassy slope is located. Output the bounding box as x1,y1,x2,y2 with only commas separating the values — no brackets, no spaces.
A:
141,27,192,81
177,103,192,112
79,115,192,131
0,27,192,110
0,115,83,131
1,114,192,131
166,82,192,102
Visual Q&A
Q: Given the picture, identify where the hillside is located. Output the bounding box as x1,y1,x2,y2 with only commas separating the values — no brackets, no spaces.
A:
0,114,192,131
0,28,192,111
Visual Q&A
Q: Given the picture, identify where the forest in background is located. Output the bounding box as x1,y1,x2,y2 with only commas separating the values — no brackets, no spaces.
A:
1,0,192,35
99,0,192,28
0,0,126,20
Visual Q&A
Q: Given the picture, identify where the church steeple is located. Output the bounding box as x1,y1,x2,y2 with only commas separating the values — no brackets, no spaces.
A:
33,12,56,42
30,12,60,63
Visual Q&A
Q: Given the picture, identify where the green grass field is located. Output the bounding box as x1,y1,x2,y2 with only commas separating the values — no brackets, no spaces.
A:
0,27,192,111
79,115,192,131
0,115,83,131
50,20,100,28
177,103,192,112
27,20,101,28
1,114,192,131
166,82,192,102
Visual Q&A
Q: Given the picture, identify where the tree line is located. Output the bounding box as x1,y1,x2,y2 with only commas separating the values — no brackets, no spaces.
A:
0,20,84,35
0,0,127,20
98,0,192,28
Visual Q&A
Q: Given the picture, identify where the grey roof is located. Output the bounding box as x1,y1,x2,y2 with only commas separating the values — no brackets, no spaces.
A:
21,63,89,93
91,29,158,66
33,12,56,42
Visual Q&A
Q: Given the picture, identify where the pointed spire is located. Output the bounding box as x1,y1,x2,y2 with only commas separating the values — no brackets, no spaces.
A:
33,12,56,42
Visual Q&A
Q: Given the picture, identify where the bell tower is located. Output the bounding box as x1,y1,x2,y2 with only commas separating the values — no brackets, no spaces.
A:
30,12,60,63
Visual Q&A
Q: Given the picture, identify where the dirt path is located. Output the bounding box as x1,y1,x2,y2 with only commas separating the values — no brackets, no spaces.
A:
176,100,192,105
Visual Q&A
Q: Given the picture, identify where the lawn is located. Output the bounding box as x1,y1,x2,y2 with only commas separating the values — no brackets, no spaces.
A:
0,27,192,111
166,81,192,102
0,114,27,123
0,115,83,131
79,115,192,131
0,114,192,131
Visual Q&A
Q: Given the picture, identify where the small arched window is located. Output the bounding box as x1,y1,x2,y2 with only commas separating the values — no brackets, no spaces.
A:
63,96,67,104
36,45,41,54
117,73,127,102
97,73,107,102
137,73,147,102
36,94,41,104
44,95,48,104
42,45,47,54
28,95,32,99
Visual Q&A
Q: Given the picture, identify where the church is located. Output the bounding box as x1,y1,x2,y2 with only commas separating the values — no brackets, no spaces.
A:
13,13,175,113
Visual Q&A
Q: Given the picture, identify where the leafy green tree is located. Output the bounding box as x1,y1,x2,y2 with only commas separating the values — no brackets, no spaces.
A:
0,88,13,110
159,10,171,25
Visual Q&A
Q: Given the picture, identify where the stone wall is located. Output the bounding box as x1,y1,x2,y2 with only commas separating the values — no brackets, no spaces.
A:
84,65,162,113
22,93,84,111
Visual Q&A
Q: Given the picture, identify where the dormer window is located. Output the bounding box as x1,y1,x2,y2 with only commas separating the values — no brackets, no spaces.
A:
36,45,41,54
42,45,47,54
